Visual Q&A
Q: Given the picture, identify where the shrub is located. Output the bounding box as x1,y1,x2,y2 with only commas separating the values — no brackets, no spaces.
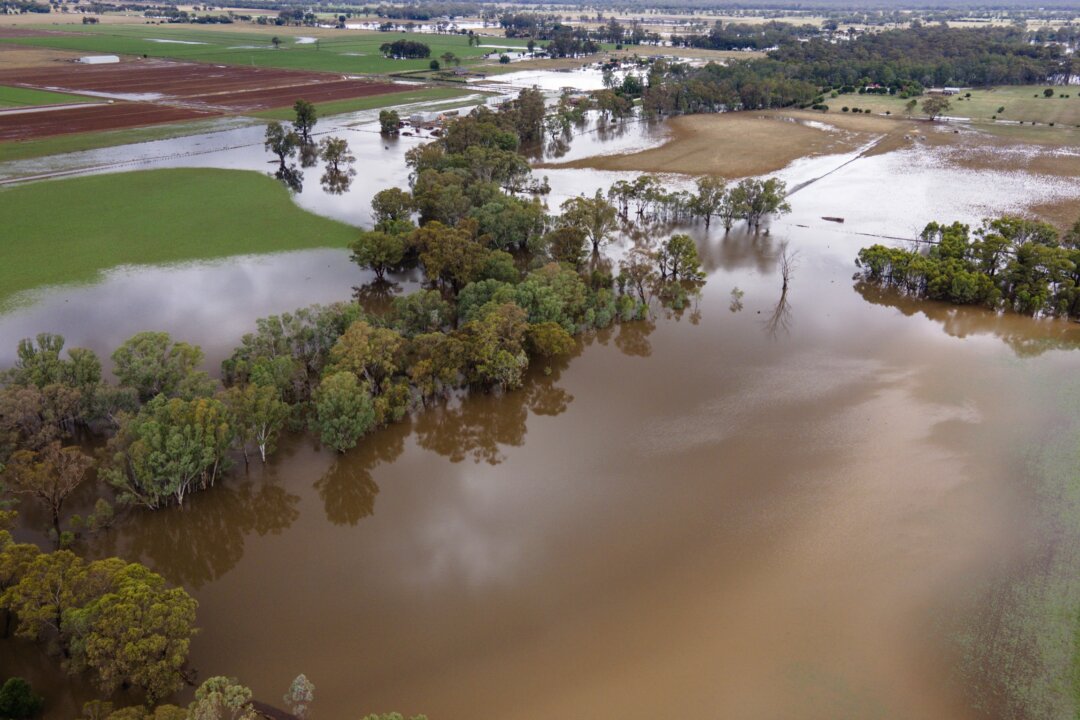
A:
0,677,44,719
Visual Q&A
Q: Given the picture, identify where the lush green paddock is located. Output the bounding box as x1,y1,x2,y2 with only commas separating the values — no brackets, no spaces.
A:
842,85,1080,126
0,85,94,108
0,168,358,307
9,24,529,74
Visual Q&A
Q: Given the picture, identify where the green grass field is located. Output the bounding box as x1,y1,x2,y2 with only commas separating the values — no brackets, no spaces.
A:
841,85,1080,127
0,168,358,307
0,85,94,108
8,24,529,74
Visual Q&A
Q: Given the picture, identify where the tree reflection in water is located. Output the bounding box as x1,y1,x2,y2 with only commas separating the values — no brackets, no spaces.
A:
298,141,320,169
101,471,301,590
613,317,655,357
352,280,401,314
763,290,793,339
854,280,1080,358
413,355,576,465
273,166,304,193
316,423,406,526
320,168,353,195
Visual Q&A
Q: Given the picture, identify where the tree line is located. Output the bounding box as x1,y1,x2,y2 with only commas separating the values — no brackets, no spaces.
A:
638,24,1076,118
856,216,1080,316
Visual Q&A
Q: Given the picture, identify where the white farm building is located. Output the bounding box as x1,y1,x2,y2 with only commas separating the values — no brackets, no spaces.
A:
77,55,120,65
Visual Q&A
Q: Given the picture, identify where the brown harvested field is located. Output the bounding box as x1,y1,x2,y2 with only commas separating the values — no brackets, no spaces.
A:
0,12,144,26
0,101,217,140
0,57,409,138
0,43,87,68
540,110,916,178
0,27,68,38
0,59,402,106
191,78,404,110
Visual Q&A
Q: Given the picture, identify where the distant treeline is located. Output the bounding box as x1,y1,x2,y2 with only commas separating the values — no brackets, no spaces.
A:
773,25,1074,87
641,24,1074,116
671,20,822,50
0,0,48,12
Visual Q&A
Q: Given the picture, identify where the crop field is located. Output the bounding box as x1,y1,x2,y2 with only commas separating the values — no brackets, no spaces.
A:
0,58,408,139
0,84,93,107
2,24,531,74
0,101,217,140
0,167,358,307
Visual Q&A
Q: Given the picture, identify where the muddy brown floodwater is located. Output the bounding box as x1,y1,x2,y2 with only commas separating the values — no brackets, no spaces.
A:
7,230,1080,720
3,110,1080,720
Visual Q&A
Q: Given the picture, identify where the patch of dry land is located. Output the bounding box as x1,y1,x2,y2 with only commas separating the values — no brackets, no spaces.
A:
0,43,86,68
540,110,915,178
542,108,1080,227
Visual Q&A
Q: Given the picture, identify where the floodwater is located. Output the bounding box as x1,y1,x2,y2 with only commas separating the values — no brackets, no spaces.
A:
3,100,1080,720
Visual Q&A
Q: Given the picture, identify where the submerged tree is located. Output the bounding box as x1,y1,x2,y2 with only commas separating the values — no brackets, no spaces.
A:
264,121,299,172
560,191,618,253
104,396,234,509
379,109,401,136
110,332,213,403
188,676,257,720
351,230,406,281
292,99,317,144
320,136,354,171
730,178,791,230
222,384,289,464
2,441,93,538
313,372,375,453
654,235,705,282
283,674,315,719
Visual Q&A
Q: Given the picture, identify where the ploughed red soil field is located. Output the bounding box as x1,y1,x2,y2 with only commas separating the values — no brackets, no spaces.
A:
0,58,411,140
0,102,219,141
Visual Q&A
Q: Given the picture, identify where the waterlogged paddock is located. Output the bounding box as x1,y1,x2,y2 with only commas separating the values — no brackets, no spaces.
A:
2,107,1080,719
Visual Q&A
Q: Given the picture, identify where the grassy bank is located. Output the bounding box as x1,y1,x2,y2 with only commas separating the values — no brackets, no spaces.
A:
0,85,94,108
0,168,358,308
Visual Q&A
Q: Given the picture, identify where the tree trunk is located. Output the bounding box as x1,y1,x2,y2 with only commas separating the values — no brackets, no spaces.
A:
52,506,62,543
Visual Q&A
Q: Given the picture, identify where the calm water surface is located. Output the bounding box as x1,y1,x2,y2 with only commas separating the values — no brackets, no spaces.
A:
3,106,1080,720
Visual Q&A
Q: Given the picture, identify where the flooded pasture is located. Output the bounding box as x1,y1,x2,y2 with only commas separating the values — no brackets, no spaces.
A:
3,96,1080,720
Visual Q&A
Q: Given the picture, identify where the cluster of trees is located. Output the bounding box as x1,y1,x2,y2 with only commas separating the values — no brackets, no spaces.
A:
378,39,431,59
264,100,357,194
367,2,480,20
499,11,661,47
856,216,1080,316
772,25,1073,88
636,24,1079,120
607,175,790,231
642,58,818,115
670,20,821,51
0,515,197,706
